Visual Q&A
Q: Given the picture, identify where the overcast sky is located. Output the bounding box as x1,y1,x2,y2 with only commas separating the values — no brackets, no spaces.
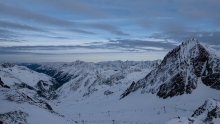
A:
0,0,220,62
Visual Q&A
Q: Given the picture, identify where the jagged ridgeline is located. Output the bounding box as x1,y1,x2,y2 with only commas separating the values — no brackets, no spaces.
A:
19,60,161,98
121,39,220,99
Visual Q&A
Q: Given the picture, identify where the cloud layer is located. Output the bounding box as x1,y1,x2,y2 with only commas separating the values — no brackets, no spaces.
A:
0,0,220,62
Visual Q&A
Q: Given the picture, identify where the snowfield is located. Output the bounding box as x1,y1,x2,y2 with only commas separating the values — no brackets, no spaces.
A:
51,80,220,124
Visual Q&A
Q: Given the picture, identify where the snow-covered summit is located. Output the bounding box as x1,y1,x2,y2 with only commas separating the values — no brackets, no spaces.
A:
121,39,220,99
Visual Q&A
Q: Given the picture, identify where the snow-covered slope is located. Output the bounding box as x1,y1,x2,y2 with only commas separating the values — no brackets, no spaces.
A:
121,38,220,99
52,79,220,124
0,62,58,99
0,81,71,124
21,60,161,100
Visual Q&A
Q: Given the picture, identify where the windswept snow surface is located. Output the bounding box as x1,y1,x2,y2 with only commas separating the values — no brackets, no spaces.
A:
50,80,220,124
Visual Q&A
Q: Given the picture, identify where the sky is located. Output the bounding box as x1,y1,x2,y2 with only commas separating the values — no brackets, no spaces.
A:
0,0,220,62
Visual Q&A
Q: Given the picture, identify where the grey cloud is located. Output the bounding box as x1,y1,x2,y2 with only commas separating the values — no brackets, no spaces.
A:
43,0,109,17
104,39,176,50
177,0,220,24
32,34,70,40
67,29,96,35
0,39,21,42
0,20,46,32
148,22,220,49
0,3,74,27
0,29,15,38
0,28,69,42
84,23,130,36
0,29,21,42
0,45,99,52
137,17,193,32
0,50,33,55
188,31,220,48
134,0,220,32
85,41,103,44
137,18,155,29
160,22,191,33
95,0,220,25
0,39,176,56
0,3,128,36
0,45,100,56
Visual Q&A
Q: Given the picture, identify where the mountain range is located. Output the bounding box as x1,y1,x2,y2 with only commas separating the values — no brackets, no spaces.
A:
0,38,220,124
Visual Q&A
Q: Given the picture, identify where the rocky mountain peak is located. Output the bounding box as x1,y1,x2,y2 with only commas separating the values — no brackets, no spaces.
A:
1,62,15,68
121,39,220,99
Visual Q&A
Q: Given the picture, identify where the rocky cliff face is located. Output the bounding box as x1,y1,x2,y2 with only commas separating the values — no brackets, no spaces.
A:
121,39,220,99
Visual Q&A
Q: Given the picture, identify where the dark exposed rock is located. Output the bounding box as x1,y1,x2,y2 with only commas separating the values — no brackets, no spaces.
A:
14,82,35,91
0,77,10,89
202,73,220,90
0,77,4,87
33,68,71,89
3,85,10,89
14,82,55,99
4,88,63,117
192,98,220,123
35,80,56,99
104,90,113,95
120,81,136,99
0,110,29,124
157,73,185,99
204,106,220,123
1,62,15,68
45,103,53,111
